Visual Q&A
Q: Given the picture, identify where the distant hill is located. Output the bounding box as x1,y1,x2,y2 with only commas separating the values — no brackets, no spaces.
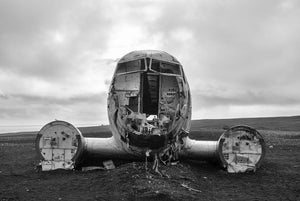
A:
1,115,299,137
191,116,300,131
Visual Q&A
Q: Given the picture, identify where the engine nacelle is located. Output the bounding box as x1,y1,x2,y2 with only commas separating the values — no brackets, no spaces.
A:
217,125,266,173
35,121,85,171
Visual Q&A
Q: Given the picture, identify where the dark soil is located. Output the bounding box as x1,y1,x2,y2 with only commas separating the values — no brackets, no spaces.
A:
1,118,300,201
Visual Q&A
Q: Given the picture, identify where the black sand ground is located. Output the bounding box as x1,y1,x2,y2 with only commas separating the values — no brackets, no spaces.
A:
1,117,300,201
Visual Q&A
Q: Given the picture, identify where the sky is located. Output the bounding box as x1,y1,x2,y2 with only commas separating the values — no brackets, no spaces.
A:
0,0,300,133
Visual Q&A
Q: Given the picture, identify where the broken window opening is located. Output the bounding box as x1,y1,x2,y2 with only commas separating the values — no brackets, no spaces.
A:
150,59,182,75
116,59,146,75
112,59,185,139
142,74,159,115
128,96,139,112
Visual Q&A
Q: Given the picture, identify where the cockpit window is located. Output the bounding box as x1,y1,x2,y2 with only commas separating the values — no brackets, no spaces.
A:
151,60,160,72
116,59,181,75
150,60,181,75
116,59,146,74
160,62,181,75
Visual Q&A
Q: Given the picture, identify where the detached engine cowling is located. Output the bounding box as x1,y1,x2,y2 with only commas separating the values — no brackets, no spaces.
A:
217,125,266,173
35,121,85,171
181,125,266,173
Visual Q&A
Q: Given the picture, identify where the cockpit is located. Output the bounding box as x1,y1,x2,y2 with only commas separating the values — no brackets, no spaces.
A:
115,58,182,76
108,51,191,150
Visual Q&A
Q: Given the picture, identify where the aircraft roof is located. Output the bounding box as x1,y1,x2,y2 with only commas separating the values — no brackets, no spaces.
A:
118,50,180,64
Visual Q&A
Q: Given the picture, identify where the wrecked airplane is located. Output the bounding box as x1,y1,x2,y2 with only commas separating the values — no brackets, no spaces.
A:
35,50,266,173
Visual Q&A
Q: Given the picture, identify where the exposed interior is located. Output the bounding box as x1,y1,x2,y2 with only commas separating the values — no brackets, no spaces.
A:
112,58,184,138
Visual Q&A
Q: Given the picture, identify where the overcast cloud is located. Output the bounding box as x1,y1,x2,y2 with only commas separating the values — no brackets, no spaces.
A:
0,0,300,132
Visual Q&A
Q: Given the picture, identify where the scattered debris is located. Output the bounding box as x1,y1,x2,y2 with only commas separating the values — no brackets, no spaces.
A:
181,183,201,193
152,154,162,176
103,160,115,170
81,160,116,171
171,161,179,166
81,166,105,172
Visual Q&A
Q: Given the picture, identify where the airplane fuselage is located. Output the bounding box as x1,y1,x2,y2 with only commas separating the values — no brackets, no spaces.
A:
107,50,192,159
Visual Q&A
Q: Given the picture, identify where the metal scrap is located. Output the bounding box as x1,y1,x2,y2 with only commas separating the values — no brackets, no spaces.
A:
181,183,202,193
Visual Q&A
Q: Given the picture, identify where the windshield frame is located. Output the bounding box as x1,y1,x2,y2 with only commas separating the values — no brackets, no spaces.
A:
115,58,147,76
115,58,183,77
148,58,183,76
